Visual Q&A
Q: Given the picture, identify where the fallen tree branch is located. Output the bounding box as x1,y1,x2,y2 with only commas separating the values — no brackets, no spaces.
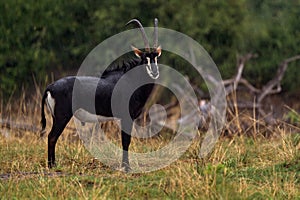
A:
177,48,300,135
0,119,40,133
239,78,261,93
257,55,300,104
233,53,257,91
0,118,76,134
223,53,258,95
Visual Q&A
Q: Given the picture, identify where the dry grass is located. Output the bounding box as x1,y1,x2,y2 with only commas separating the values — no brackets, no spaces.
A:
0,88,299,199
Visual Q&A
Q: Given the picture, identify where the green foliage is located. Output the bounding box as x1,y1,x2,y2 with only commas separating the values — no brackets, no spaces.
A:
284,108,300,126
1,0,299,97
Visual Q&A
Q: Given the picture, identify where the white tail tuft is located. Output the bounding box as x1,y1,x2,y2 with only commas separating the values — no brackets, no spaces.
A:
46,91,55,117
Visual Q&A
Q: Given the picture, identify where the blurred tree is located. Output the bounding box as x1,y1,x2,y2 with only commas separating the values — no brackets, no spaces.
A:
0,0,299,98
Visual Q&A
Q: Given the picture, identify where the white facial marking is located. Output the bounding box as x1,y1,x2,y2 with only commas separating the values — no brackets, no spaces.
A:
146,65,152,76
146,57,150,67
46,91,55,117
145,56,159,79
153,71,159,79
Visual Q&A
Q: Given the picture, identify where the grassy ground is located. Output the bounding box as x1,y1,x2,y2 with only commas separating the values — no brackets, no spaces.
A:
0,127,299,199
0,91,299,199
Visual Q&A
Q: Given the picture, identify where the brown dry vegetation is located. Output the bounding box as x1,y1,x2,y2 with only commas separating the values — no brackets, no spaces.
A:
0,88,299,199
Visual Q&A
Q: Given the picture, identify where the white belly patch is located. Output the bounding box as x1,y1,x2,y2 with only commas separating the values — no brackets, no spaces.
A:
74,108,117,123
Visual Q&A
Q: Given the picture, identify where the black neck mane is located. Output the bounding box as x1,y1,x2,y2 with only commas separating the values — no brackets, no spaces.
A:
101,53,140,78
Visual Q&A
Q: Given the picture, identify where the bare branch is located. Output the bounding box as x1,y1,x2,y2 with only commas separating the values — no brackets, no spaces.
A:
0,119,39,132
0,118,76,134
285,55,300,63
233,53,257,91
224,53,257,95
239,78,261,93
257,55,300,103
187,46,299,127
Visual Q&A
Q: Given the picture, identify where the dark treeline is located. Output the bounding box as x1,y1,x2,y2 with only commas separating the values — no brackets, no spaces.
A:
0,0,299,98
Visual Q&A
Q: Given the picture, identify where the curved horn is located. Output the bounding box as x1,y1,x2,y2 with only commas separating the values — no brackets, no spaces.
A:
153,18,158,48
126,19,150,52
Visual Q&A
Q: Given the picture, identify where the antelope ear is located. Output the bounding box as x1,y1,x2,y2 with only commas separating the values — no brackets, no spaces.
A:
156,45,162,57
131,45,143,58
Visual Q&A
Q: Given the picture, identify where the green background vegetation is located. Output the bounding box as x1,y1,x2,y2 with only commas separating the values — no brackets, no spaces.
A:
1,0,300,97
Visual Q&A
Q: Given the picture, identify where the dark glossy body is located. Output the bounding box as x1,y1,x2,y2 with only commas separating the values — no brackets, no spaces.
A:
41,54,159,171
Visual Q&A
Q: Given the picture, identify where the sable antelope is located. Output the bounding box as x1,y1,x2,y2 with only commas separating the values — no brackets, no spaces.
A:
41,18,161,171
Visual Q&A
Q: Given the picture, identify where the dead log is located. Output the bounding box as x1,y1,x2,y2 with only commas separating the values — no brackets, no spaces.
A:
0,119,40,133
257,55,300,104
0,118,76,135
